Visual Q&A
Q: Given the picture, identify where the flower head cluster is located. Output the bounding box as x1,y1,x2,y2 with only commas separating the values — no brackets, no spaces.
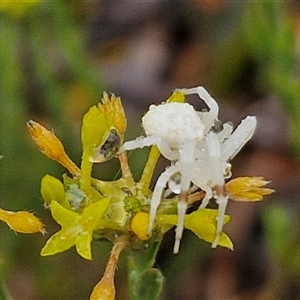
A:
28,89,273,299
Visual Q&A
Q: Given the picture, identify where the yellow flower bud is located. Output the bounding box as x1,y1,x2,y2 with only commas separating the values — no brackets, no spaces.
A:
90,239,125,300
226,176,274,202
27,120,80,176
0,209,45,234
90,275,115,300
166,90,186,103
131,212,150,240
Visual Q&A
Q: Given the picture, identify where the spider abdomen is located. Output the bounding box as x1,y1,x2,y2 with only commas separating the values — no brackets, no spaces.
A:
142,102,205,148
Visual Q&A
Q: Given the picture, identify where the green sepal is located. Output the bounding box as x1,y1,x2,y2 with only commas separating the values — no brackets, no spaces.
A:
92,178,129,197
41,174,70,209
81,105,108,156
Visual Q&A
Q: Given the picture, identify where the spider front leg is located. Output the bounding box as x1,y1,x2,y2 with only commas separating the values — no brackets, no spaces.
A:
212,191,229,248
148,164,179,235
182,86,219,132
119,136,178,161
199,186,213,209
205,132,228,248
210,116,256,248
222,116,257,161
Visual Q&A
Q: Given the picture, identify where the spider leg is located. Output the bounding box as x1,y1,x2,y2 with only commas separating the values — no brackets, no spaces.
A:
222,116,257,161
217,122,233,143
182,86,219,132
148,164,179,235
205,132,228,248
211,116,256,247
119,136,178,161
174,139,197,254
212,192,228,248
199,186,212,209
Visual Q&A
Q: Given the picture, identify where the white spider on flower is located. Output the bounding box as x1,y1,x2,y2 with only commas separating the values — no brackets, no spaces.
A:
119,86,257,253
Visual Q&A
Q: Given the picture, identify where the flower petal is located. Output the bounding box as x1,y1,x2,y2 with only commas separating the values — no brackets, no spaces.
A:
184,210,233,249
158,209,233,249
75,232,93,260
41,175,70,208
81,197,111,231
81,106,107,156
50,200,79,227
41,229,78,256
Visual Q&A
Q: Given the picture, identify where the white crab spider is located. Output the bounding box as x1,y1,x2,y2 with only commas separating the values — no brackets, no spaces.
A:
119,86,256,253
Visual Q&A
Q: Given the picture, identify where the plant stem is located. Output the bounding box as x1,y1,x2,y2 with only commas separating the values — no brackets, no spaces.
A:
80,152,93,195
118,152,136,194
90,237,127,300
128,240,163,300
138,146,161,196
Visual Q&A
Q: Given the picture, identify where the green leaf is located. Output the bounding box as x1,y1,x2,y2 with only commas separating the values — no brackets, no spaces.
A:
128,242,163,300
134,268,164,300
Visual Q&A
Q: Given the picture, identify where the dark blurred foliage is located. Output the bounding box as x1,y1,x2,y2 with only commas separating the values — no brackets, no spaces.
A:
0,0,300,299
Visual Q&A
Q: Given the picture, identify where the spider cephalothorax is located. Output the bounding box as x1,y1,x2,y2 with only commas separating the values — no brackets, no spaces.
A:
120,86,256,253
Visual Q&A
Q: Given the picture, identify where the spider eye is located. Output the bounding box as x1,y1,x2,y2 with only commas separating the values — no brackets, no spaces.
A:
92,128,121,162
210,119,223,133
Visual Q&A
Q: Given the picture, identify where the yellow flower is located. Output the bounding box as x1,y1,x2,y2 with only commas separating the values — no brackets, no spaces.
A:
158,209,233,250
131,212,150,240
27,120,80,176
226,176,274,202
0,209,45,234
41,198,110,260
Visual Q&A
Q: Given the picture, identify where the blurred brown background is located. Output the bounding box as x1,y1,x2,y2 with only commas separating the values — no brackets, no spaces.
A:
0,1,300,299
